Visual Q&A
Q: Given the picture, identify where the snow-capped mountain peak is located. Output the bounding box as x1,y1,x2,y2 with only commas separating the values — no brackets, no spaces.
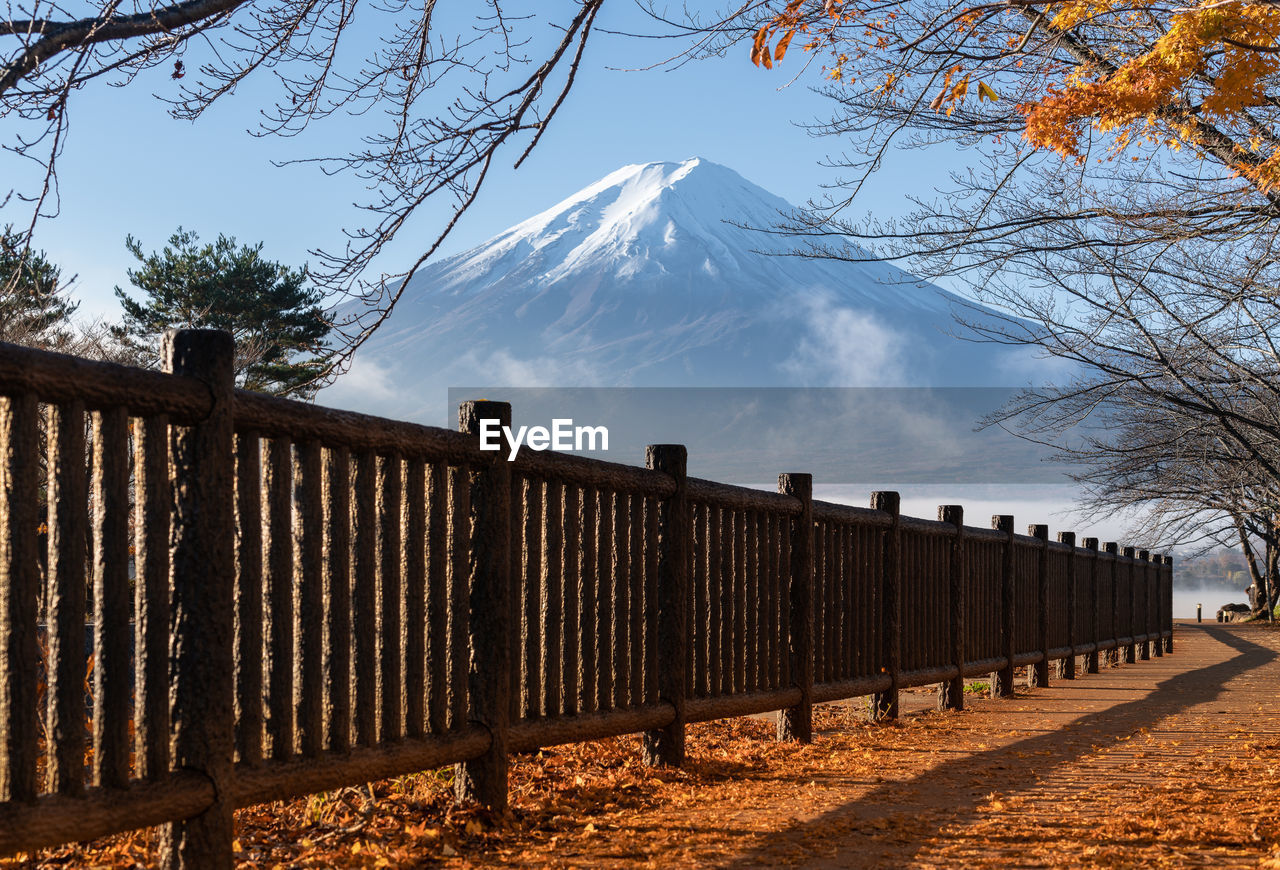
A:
326,158,1033,420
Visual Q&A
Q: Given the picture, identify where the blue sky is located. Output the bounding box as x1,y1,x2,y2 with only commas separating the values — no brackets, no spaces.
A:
6,3,954,322
0,3,1182,567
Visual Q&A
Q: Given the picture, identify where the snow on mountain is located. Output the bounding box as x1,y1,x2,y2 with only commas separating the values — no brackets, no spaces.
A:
323,158,1045,421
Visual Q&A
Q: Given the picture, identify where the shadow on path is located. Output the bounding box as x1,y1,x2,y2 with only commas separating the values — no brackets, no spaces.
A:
725,625,1276,867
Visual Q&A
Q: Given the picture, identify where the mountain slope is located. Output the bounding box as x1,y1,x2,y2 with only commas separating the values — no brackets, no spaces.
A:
325,158,1042,420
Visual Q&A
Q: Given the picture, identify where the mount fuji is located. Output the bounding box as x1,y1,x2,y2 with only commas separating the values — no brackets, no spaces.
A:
323,158,1045,421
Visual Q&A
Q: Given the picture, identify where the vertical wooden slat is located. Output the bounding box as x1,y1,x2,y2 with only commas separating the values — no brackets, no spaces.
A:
859,525,870,679
611,492,629,709
819,519,829,680
0,393,39,803
233,433,263,768
134,415,171,780
264,437,295,758
403,458,427,738
45,400,87,795
829,519,839,680
1139,551,1151,660
686,501,696,700
596,490,613,711
770,513,782,689
447,465,471,729
1163,555,1175,654
842,522,853,682
762,512,774,687
733,509,747,694
1152,554,1161,654
629,493,644,706
778,510,791,686
92,406,131,789
563,486,580,716
707,506,722,698
745,511,759,694
718,506,732,694
847,521,859,680
646,495,660,705
579,487,597,714
426,462,448,733
522,478,543,719
835,522,845,679
293,441,324,757
508,474,525,723
378,454,403,742
542,480,563,718
324,446,352,753
352,451,378,745
693,504,707,697
825,521,837,683
1123,546,1138,664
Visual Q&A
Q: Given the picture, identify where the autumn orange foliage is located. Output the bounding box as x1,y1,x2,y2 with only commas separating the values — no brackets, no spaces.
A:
754,0,1280,194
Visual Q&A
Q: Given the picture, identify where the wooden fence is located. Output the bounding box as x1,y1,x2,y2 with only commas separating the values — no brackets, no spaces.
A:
0,331,1174,865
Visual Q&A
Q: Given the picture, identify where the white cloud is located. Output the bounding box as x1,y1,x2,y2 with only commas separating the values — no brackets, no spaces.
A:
781,292,908,386
317,355,404,415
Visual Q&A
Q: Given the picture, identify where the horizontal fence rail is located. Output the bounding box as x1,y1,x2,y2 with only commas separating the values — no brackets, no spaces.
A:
0,333,1175,865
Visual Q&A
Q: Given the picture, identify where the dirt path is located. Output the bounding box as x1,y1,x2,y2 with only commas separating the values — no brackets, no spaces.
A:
498,622,1280,868
26,622,1280,868
710,623,1280,868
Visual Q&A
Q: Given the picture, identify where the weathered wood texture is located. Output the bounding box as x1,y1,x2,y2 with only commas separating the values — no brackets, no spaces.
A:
777,474,813,742
938,506,965,711
0,336,1176,866
993,515,1016,698
642,445,689,767
455,402,512,810
44,401,87,795
160,329,236,869
871,492,901,721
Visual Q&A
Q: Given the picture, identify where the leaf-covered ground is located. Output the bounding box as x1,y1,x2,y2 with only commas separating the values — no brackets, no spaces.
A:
10,622,1280,868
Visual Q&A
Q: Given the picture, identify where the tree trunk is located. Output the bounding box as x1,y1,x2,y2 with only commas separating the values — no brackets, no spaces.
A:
1236,516,1265,613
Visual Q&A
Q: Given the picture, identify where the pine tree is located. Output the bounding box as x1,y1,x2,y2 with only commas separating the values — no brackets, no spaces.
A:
114,229,333,398
0,227,77,348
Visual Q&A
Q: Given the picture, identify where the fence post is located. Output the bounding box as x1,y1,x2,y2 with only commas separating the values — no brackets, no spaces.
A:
1122,546,1138,664
938,505,965,711
160,329,235,869
1149,551,1163,658
1104,542,1119,666
456,401,513,811
644,445,689,766
871,491,900,721
1162,554,1174,654
778,473,813,742
1138,550,1152,661
1083,538,1100,674
992,515,1015,698
1058,532,1076,679
1029,524,1050,688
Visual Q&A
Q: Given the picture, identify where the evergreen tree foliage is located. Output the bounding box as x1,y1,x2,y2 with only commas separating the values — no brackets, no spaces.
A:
0,226,76,347
114,229,332,398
